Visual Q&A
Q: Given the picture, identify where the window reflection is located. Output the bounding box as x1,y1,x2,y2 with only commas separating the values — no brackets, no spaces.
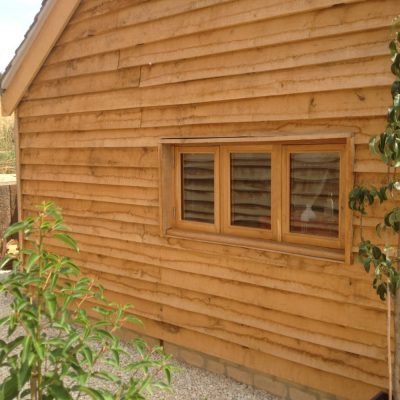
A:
290,152,339,237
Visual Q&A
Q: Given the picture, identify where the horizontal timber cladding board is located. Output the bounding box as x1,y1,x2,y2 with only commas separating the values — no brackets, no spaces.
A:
76,272,387,387
22,195,159,225
353,214,393,229
32,212,374,296
353,226,400,246
20,165,158,188
355,144,396,172
20,147,158,167
108,318,382,399
140,88,391,127
355,161,393,173
22,206,159,237
70,0,147,21
70,0,232,26
355,172,394,186
35,27,389,84
39,231,386,333
35,51,120,82
25,67,141,100
45,219,382,308
20,199,370,288
29,209,361,289
21,180,158,207
25,56,391,102
63,0,234,43
46,0,364,65
17,117,362,136
117,0,393,70
82,294,382,400
19,109,142,132
139,28,389,87
351,197,399,220
17,117,384,143
19,86,391,120
38,245,385,367
19,130,160,148
43,241,386,359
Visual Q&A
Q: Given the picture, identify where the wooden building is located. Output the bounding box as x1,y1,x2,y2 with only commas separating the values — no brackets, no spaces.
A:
0,0,396,398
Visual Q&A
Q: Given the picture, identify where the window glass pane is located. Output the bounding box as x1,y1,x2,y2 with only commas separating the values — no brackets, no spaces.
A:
181,153,214,223
290,152,340,237
230,153,271,229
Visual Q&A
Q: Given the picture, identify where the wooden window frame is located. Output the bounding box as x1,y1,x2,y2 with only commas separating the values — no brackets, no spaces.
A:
221,144,275,241
281,143,347,250
174,146,220,233
161,135,353,262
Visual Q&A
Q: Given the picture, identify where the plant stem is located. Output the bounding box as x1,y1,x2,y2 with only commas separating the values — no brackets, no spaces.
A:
31,373,38,400
360,213,364,242
395,233,400,400
389,285,393,400
36,216,44,400
394,290,400,399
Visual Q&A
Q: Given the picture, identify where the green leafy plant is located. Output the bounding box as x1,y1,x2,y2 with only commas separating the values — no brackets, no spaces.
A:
0,202,173,399
349,16,400,399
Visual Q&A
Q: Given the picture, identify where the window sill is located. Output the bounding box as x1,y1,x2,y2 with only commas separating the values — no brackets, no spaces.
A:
166,228,345,262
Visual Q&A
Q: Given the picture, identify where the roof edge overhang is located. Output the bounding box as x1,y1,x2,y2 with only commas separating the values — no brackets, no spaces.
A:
0,0,81,116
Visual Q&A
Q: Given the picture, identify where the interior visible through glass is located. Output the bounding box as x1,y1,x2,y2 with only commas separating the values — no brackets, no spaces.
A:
290,152,340,237
181,153,214,223
230,152,271,229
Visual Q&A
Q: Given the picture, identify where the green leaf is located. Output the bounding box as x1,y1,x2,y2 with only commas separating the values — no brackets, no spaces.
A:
81,347,94,368
26,253,40,272
32,338,45,361
76,386,105,400
3,219,32,240
125,315,143,326
93,371,120,383
0,373,19,400
54,233,79,252
93,329,114,341
92,306,112,317
21,336,33,364
372,246,382,259
0,256,13,271
63,332,81,353
17,361,33,393
6,336,24,353
48,383,73,400
44,291,57,320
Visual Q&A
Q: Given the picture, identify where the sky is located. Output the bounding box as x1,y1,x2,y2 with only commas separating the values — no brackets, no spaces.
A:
0,0,43,73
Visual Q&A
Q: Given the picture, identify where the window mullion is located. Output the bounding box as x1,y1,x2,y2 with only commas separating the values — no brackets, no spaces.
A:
215,145,221,233
271,144,283,242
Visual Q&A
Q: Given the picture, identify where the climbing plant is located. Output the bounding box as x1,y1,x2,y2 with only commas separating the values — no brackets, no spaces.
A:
349,16,400,399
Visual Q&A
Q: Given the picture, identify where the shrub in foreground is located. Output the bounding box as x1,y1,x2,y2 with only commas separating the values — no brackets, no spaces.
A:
0,202,173,400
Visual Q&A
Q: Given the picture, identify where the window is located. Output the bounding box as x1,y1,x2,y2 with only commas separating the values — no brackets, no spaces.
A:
161,136,352,260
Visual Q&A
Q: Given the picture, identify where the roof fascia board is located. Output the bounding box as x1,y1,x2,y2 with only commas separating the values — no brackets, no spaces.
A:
1,0,81,116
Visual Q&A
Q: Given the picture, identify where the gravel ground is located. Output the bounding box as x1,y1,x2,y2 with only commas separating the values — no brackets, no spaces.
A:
0,281,278,400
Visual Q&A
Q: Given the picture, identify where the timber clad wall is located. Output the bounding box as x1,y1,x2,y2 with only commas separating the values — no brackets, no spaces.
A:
16,0,397,398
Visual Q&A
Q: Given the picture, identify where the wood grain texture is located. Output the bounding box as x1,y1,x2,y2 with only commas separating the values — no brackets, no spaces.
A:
46,0,365,65
16,0,394,398
118,0,393,69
